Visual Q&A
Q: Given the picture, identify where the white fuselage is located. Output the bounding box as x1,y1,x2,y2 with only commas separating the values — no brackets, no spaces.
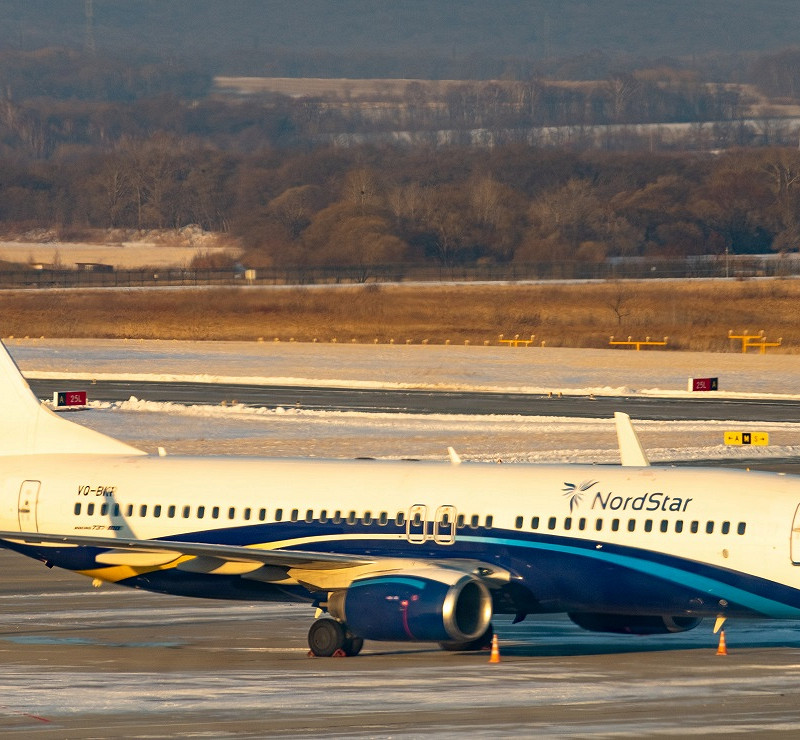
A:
2,453,800,618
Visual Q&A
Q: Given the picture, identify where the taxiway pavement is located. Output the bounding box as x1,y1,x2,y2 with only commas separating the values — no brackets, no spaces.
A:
2,551,800,737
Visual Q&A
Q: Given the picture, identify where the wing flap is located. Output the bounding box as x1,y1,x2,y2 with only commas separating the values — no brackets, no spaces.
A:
176,556,265,575
95,550,181,567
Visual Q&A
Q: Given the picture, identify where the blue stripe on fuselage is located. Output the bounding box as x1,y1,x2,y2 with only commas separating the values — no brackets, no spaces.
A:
6,520,800,617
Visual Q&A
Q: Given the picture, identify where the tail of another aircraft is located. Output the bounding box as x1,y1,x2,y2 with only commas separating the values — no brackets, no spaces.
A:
0,339,145,456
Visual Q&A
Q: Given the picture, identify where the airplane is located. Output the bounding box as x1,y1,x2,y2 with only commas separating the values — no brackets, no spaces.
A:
2,337,800,657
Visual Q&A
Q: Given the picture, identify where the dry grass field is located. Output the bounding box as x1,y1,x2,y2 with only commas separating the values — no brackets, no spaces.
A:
1,280,798,353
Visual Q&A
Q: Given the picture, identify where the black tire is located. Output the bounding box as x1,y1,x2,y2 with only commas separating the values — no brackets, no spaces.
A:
343,635,364,657
438,623,494,652
308,618,346,657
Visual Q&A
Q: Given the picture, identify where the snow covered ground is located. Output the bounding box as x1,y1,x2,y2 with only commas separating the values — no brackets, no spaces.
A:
7,337,800,464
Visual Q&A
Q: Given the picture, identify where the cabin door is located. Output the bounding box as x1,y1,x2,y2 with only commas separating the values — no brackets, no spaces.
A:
17,480,41,532
791,503,800,565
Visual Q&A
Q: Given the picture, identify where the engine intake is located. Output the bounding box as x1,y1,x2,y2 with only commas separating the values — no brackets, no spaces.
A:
328,567,492,643
568,612,702,635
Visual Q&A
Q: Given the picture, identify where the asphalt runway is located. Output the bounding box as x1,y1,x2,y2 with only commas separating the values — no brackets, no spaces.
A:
3,551,800,737
27,378,800,422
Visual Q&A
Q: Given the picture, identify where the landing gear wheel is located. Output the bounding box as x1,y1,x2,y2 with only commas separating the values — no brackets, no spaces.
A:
308,618,346,657
438,623,494,652
343,635,364,657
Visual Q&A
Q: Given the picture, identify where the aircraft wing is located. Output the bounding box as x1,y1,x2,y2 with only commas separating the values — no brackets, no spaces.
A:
0,530,508,591
0,530,374,570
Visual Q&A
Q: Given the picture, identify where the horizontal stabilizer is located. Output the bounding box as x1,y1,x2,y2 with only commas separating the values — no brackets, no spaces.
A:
614,412,650,467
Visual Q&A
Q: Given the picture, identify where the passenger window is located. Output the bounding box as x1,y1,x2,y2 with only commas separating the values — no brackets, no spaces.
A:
595,518,603,531
564,517,572,531
690,520,699,533
470,515,480,529
611,519,620,532
101,503,109,516
485,515,493,529
578,517,586,531
244,508,251,521
737,522,746,535
456,513,464,528
675,520,683,533
531,516,540,529
212,506,220,519
515,516,523,529
396,512,405,526
290,509,298,522
139,505,147,517
304,509,313,523
152,505,160,518
228,507,236,520
113,503,120,517
319,509,327,523
197,506,205,519
627,519,635,532
74,503,81,515
259,508,267,521
182,505,190,519
379,512,388,526
88,503,95,515
706,521,714,534
660,520,668,533
721,521,730,535
275,508,283,522
167,505,176,518
363,511,372,525
126,504,133,517
644,519,653,532
547,516,556,530
347,511,356,525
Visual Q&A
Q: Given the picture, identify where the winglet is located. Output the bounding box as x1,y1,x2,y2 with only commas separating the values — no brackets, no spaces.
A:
0,339,145,456
614,412,650,467
447,446,462,465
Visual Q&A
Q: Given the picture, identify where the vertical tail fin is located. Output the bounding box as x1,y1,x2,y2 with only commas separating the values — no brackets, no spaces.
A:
0,340,145,456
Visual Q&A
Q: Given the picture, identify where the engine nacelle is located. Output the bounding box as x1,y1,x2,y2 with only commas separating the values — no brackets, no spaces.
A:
568,612,702,635
328,567,492,643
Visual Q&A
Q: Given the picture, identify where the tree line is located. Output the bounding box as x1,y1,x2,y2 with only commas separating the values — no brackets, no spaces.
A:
3,142,800,271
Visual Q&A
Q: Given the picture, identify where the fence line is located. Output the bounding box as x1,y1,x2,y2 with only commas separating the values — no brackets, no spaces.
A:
1,257,799,289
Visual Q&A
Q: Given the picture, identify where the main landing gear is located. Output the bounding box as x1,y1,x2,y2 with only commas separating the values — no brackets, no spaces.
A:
307,618,364,657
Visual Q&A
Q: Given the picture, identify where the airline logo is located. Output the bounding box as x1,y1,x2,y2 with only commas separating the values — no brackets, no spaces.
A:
562,480,693,513
562,480,598,512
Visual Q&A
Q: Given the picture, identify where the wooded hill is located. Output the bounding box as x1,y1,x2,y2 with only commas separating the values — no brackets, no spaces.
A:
4,2,800,272
4,144,800,271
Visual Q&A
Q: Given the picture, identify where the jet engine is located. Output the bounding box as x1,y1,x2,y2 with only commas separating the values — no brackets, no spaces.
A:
328,567,492,643
568,612,702,635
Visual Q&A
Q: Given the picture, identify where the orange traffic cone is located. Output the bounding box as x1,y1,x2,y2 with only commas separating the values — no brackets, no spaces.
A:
489,633,501,664
716,630,728,656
